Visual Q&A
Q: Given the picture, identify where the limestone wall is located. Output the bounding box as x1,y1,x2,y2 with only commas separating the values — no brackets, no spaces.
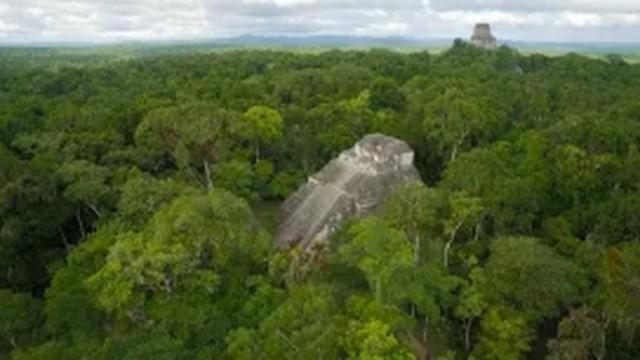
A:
276,134,420,249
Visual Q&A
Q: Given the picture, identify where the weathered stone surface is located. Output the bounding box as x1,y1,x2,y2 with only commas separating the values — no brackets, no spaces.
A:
471,23,497,49
276,134,420,249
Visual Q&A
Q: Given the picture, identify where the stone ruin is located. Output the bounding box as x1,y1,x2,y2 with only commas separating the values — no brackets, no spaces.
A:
276,134,420,250
471,23,497,49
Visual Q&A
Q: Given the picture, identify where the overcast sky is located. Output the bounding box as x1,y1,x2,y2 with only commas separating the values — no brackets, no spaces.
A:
1,0,639,43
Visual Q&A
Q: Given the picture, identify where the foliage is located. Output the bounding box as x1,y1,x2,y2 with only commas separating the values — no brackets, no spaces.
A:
471,307,533,360
339,217,413,302
1,45,640,359
0,291,43,354
482,237,588,320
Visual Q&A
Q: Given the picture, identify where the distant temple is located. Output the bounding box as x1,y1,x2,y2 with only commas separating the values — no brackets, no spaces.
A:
470,23,497,49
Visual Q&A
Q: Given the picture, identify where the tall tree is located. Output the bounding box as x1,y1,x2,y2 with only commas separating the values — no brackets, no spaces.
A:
482,237,587,321
383,182,442,264
443,191,484,269
135,103,237,190
339,217,413,302
234,105,283,164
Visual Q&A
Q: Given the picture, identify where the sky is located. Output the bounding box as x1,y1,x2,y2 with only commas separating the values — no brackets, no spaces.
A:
0,0,639,44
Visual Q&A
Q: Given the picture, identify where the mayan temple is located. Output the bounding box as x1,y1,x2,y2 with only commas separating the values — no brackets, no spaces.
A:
470,23,498,49
276,134,420,250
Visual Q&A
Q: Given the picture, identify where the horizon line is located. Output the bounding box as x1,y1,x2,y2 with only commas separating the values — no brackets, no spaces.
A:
1,34,639,48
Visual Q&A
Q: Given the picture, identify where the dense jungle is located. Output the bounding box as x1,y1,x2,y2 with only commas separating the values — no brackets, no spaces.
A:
1,43,639,359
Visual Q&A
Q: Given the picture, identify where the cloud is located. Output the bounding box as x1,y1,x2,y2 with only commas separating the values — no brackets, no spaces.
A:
428,0,640,14
0,0,638,43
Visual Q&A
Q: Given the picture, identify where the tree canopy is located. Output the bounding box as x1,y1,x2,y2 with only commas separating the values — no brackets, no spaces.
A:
1,44,640,359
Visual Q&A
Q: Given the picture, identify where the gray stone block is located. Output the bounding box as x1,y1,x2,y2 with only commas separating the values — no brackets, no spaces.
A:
276,134,420,249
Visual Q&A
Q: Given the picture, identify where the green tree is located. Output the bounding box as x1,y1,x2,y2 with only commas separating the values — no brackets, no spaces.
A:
339,217,413,302
0,290,43,354
483,237,587,320
547,307,607,360
443,191,484,269
226,285,343,360
423,88,503,162
87,190,266,320
370,77,406,112
344,319,413,360
455,268,489,353
135,103,237,190
601,242,640,343
383,182,442,264
10,340,99,360
472,307,533,360
116,171,196,229
57,160,111,235
235,105,283,163
213,160,256,200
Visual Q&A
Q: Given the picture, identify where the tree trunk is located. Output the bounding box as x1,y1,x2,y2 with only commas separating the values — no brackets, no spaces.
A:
59,226,72,254
464,318,474,353
443,241,452,269
450,145,459,163
87,202,102,218
597,317,611,360
203,160,213,191
473,222,481,242
277,330,299,352
400,330,429,360
76,209,86,241
413,233,421,265
8,336,17,349
449,130,469,163
421,317,431,359
444,222,462,269
186,166,205,188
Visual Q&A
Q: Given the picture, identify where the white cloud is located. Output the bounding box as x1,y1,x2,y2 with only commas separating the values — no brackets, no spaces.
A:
241,0,316,6
428,0,640,14
558,12,602,27
0,0,638,43
0,21,19,33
